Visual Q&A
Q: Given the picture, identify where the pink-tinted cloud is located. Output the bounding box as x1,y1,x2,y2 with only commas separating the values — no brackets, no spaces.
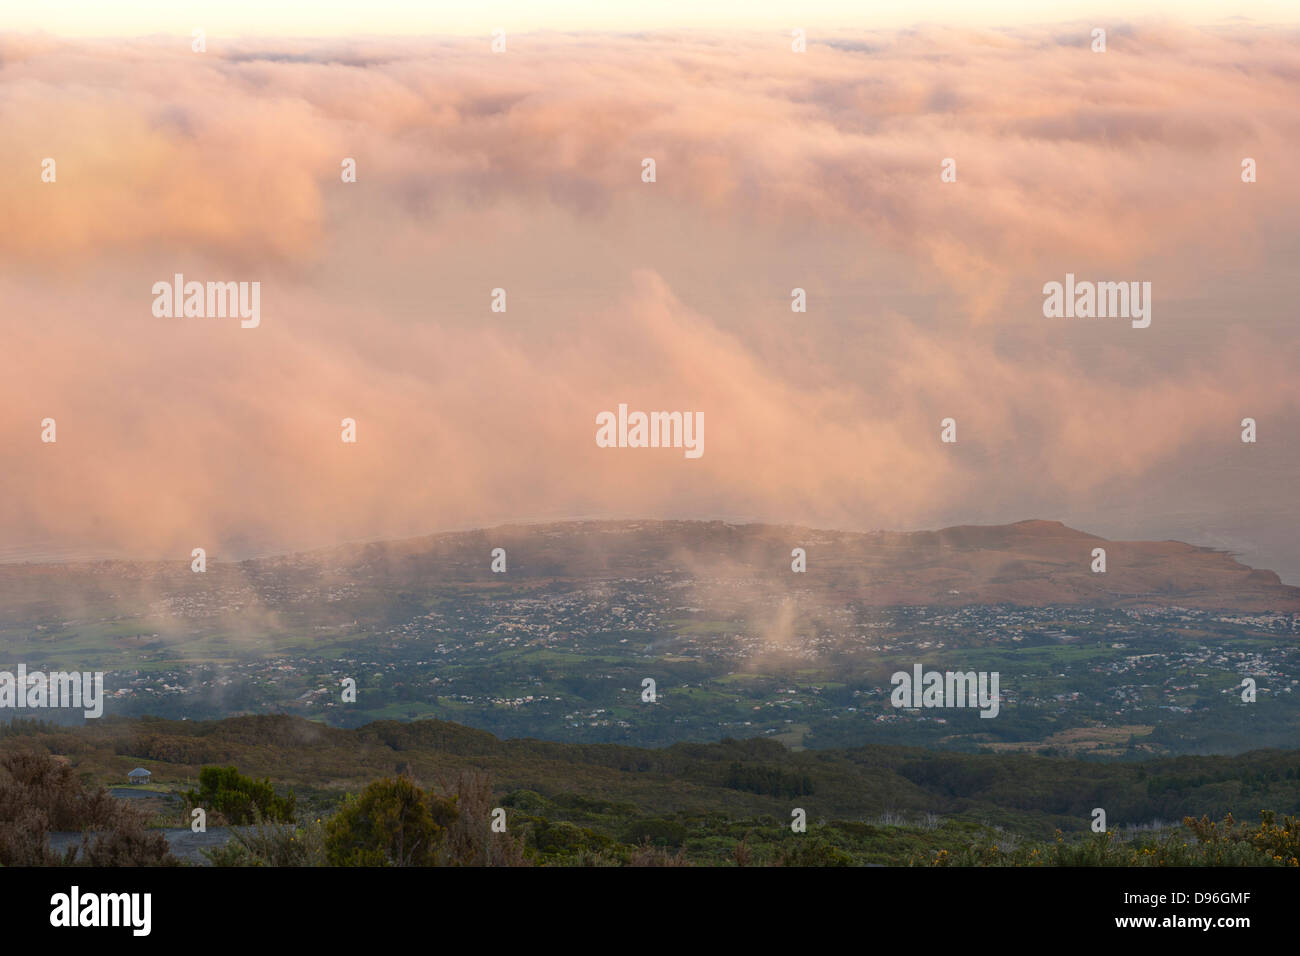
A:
1,24,1297,577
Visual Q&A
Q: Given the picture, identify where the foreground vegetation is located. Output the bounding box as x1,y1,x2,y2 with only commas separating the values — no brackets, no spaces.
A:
2,713,1298,866
202,777,1299,868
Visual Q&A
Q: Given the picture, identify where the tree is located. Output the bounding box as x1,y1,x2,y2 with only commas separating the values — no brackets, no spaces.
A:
324,776,458,866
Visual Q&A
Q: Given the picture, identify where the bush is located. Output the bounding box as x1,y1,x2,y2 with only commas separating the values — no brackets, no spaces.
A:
324,776,458,866
919,811,1300,866
76,825,176,867
185,766,296,824
775,838,855,867
203,814,326,867
0,750,175,866
621,817,687,847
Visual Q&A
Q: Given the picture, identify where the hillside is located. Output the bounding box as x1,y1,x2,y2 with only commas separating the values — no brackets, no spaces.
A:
1,519,1297,758
1,519,1297,629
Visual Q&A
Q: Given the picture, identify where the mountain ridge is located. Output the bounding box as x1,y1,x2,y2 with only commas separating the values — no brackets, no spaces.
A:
1,517,1296,613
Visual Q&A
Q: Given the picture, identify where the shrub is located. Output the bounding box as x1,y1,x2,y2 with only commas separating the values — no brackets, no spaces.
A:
185,766,296,824
324,776,457,866
203,813,326,867
0,750,174,866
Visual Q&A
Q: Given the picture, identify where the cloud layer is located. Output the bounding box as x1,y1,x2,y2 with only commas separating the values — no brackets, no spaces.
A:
2,24,1299,577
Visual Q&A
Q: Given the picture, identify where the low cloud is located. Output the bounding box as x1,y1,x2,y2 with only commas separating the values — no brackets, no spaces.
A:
1,25,1297,577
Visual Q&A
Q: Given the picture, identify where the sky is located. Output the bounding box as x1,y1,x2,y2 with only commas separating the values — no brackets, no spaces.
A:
2,14,1299,581
7,1,1300,35
5,2,1300,35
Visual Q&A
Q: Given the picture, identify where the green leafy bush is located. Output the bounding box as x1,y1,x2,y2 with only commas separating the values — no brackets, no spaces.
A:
185,765,296,824
324,776,457,866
